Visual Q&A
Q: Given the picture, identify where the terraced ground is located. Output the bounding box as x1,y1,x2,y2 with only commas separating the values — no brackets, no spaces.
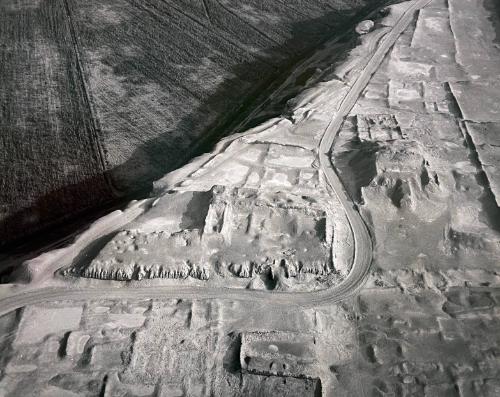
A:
0,0,383,246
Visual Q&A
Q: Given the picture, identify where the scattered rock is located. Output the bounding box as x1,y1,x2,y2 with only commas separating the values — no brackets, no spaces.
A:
356,20,375,35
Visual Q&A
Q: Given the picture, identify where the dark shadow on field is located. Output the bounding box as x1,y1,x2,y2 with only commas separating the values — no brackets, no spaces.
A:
0,0,390,259
105,1,382,192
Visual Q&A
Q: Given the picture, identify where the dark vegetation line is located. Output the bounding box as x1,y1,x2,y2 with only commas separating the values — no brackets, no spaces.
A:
118,1,207,101
62,0,110,184
131,0,276,97
273,0,336,28
212,0,288,51
160,0,278,68
201,0,213,25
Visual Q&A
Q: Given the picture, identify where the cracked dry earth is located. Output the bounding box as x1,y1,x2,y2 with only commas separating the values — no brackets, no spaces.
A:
0,0,500,396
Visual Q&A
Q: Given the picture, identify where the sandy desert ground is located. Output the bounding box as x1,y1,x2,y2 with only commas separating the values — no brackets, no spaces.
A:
0,0,499,396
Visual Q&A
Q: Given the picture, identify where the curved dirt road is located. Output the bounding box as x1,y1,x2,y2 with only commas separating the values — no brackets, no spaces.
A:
0,0,430,316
